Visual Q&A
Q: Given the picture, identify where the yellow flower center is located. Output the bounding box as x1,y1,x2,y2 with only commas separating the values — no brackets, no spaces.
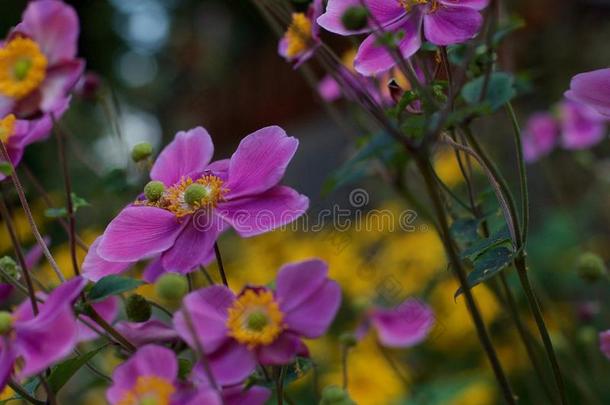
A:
226,289,285,349
136,174,228,218
116,376,175,405
0,37,47,99
284,13,313,58
0,115,16,144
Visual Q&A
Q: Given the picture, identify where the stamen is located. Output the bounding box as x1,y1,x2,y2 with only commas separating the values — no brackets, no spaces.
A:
0,115,16,144
398,0,428,12
284,13,313,58
116,376,175,405
226,289,285,349
0,37,47,99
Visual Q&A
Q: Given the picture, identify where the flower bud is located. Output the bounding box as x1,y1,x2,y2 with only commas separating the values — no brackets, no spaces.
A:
0,311,13,335
155,273,188,301
319,385,356,405
184,183,208,207
576,252,607,283
341,6,368,31
125,294,152,323
339,332,357,348
131,142,153,163
75,72,102,100
0,256,21,280
144,181,165,202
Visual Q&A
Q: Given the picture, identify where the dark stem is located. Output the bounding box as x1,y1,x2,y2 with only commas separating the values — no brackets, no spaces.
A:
214,242,229,287
86,306,136,352
276,366,286,405
415,156,516,404
8,379,45,405
199,266,214,285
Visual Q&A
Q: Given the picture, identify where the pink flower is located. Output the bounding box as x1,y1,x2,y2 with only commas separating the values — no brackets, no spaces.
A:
84,126,309,280
173,259,341,385
0,0,84,118
279,0,324,67
0,277,87,390
565,68,610,117
558,100,607,150
356,298,434,348
522,112,559,163
599,330,610,360
317,0,488,75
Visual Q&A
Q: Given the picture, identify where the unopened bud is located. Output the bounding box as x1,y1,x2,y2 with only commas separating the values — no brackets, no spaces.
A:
144,181,165,202
125,294,152,323
0,256,21,280
576,252,607,283
131,142,153,163
341,6,368,31
0,311,13,335
339,332,357,347
178,358,193,379
320,385,356,405
155,273,188,301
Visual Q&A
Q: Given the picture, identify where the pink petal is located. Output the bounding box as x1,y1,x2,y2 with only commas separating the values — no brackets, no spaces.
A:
218,186,309,237
439,0,490,10
276,259,329,312
565,68,610,117
39,59,84,113
207,340,257,386
423,5,483,46
115,320,179,347
370,299,434,348
78,297,120,342
317,0,404,35
257,332,303,365
97,206,184,262
19,0,80,64
150,127,214,186
226,126,298,199
282,280,341,338
82,237,131,282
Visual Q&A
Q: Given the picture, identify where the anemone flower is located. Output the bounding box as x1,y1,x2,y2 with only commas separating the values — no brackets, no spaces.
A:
173,259,341,385
558,100,607,150
565,68,610,117
522,112,559,163
279,0,323,67
88,126,308,278
356,298,434,348
0,277,86,389
317,0,488,76
0,0,84,118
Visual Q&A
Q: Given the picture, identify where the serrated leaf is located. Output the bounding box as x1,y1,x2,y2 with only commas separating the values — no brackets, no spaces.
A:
88,275,144,302
461,72,516,112
455,247,514,298
48,345,106,393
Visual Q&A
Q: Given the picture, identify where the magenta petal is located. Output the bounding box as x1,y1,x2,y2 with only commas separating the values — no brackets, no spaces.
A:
39,59,84,113
354,14,422,76
20,0,80,64
161,217,225,273
439,0,489,10
150,127,214,186
0,340,16,390
423,5,483,46
257,332,302,365
208,340,257,386
115,320,179,347
107,345,177,404
559,100,607,150
97,206,184,262
173,286,235,353
184,389,223,405
522,112,559,162
142,257,165,283
224,386,272,405
283,280,341,338
276,259,329,312
82,237,131,281
565,68,610,117
370,299,434,348
317,0,404,35
78,297,120,342
218,186,309,237
226,126,298,199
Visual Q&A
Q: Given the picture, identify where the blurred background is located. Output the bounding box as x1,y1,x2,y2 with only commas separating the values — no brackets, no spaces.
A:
1,0,610,404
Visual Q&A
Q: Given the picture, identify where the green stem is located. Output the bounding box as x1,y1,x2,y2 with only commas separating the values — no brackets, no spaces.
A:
415,157,516,404
506,102,529,244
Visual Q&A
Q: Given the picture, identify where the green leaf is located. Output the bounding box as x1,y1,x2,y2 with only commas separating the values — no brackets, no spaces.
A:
455,247,514,298
450,218,481,250
493,15,525,45
88,275,144,302
48,345,106,393
461,227,511,261
0,162,12,176
44,193,90,218
461,72,516,112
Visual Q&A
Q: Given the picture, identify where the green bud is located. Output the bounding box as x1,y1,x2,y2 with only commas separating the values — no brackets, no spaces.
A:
144,181,165,202
0,311,13,335
131,142,153,163
178,358,193,380
0,256,21,280
319,385,356,405
576,252,607,283
339,332,357,348
155,273,188,301
246,311,268,331
184,183,209,206
125,294,152,323
341,6,368,31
